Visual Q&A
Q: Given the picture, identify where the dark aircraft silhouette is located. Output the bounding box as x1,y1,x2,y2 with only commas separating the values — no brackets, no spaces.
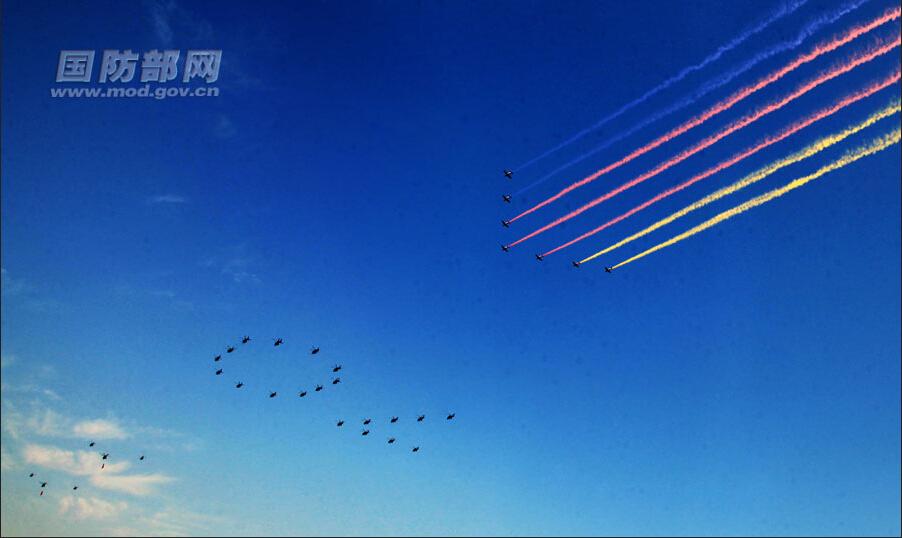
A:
446,413,455,420
504,169,513,179
214,355,221,362
501,244,510,252
311,347,320,355
29,473,34,477
226,346,235,353
273,338,283,347
336,420,344,427
235,382,244,388
269,391,278,398
332,364,342,373
363,418,372,425
411,446,420,452
215,369,223,375
88,442,95,447
101,464,105,470
315,385,323,392
41,482,47,488
299,391,307,397
73,486,78,490
417,414,425,422
390,416,398,423
332,378,341,385
502,194,512,203
361,429,370,436
605,266,613,273
572,261,581,268
501,219,510,228
388,438,396,444
535,254,544,261
101,453,109,460
241,336,251,344
139,455,144,461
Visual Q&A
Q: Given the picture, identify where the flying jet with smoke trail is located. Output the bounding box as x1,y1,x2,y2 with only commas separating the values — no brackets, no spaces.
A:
515,0,873,196
511,0,810,174
541,70,902,258
504,6,901,226
610,129,901,270
506,37,901,249
579,100,901,266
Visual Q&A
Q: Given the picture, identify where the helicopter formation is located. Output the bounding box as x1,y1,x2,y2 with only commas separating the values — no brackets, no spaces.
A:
27,442,146,497
208,335,456,453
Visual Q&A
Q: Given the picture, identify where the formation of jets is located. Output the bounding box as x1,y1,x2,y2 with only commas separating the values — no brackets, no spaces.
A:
499,167,614,273
29,441,146,497
207,335,456,454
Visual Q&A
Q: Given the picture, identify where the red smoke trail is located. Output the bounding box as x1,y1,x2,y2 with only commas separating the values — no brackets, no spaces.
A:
540,70,902,257
506,37,901,249
506,6,901,225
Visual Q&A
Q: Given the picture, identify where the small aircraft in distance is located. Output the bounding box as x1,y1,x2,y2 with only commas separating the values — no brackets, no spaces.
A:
411,446,420,453
572,261,581,268
226,346,235,353
273,338,284,347
501,219,511,228
504,169,513,179
299,391,307,397
332,364,342,373
605,266,613,273
101,464,105,470
332,378,341,385
88,442,95,447
101,453,110,460
214,355,221,362
29,473,35,478
215,369,223,376
417,414,425,422
363,418,372,425
139,455,145,461
73,486,78,490
501,244,510,252
314,385,323,392
336,420,344,427
502,194,512,203
310,347,320,355
535,254,544,261
361,429,370,436
41,482,47,488
235,382,244,388
390,416,398,423
269,391,278,398
387,438,396,444
241,336,251,344
446,413,455,420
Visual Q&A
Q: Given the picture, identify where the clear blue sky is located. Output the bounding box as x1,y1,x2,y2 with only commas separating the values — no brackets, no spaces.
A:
2,0,900,535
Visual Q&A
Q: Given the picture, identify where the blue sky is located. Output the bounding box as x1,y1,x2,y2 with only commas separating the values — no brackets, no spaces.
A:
1,0,900,535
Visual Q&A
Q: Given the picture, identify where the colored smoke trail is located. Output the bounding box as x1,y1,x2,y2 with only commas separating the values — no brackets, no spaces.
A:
505,37,902,248
540,71,901,258
579,98,901,264
515,0,872,196
506,6,901,225
609,128,901,270
511,0,810,173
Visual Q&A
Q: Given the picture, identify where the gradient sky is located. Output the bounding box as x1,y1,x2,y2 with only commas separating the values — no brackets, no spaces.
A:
2,0,900,536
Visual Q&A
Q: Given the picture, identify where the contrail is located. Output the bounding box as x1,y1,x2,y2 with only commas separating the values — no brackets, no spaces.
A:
608,128,901,270
506,6,901,225
512,0,810,173
578,98,901,264
540,71,901,258
505,37,901,248
515,0,872,196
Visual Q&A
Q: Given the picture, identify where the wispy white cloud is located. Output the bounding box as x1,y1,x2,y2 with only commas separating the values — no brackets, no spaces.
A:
91,472,175,496
147,194,188,205
72,419,130,440
23,443,131,476
59,495,129,520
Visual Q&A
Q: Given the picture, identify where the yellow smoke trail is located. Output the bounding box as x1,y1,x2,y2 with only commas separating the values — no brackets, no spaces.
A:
608,128,901,270
579,100,901,265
